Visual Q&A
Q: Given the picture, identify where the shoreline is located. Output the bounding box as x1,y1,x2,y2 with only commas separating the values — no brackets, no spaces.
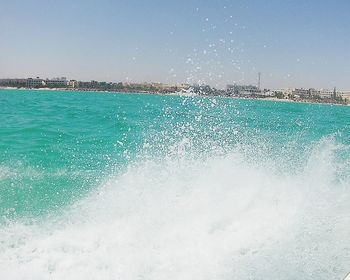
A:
1,86,349,106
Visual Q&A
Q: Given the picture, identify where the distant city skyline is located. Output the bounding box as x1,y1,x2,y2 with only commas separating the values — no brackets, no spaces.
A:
1,0,350,90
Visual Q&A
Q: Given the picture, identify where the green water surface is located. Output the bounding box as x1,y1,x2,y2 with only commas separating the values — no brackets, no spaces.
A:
0,89,349,219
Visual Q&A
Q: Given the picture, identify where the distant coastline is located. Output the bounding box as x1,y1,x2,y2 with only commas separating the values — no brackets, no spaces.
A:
0,76,349,106
1,86,349,106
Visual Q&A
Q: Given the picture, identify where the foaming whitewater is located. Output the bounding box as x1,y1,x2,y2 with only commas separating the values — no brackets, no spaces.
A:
1,137,349,280
1,91,350,279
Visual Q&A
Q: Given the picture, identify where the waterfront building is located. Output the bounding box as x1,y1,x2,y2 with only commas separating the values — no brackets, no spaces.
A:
340,91,350,100
45,77,68,87
319,89,333,98
78,81,92,88
26,77,45,88
281,88,309,98
280,88,292,97
90,80,98,87
262,90,276,97
293,88,309,98
227,84,260,95
0,78,27,87
68,80,79,88
308,88,320,97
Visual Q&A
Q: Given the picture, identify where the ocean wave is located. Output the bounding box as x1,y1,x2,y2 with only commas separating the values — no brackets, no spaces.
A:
0,138,349,279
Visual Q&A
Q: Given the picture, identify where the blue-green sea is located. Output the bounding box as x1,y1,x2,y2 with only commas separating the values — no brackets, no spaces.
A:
0,89,349,279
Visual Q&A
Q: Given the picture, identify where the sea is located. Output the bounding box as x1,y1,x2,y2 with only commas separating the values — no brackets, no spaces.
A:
0,89,349,280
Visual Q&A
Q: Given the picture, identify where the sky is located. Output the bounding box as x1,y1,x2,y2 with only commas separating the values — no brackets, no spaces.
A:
1,0,350,90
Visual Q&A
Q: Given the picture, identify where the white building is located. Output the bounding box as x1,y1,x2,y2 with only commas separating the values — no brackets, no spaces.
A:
68,80,79,88
319,89,333,98
309,88,320,97
45,77,68,87
26,77,45,88
281,88,309,98
227,84,261,95
340,91,350,100
0,79,27,87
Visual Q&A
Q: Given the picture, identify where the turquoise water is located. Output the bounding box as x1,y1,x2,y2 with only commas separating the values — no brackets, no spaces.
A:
0,89,349,279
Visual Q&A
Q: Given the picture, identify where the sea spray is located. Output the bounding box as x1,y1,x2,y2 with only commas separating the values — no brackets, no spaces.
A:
0,90,349,279
1,139,349,279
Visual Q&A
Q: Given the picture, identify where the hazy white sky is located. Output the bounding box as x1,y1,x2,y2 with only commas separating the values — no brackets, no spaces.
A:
1,0,350,90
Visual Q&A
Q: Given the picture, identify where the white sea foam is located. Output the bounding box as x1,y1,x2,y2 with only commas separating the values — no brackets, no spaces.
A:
0,165,13,181
0,139,349,279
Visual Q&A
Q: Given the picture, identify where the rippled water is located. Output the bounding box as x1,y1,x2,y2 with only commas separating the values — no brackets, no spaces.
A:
0,89,349,279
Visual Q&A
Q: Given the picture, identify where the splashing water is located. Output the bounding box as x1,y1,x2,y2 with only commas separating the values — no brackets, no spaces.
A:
0,90,349,279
